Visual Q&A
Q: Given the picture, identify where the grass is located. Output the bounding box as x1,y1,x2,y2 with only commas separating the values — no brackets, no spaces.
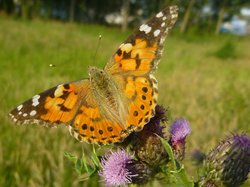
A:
0,18,249,186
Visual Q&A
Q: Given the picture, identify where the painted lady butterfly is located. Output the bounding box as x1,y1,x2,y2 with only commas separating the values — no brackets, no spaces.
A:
9,6,178,145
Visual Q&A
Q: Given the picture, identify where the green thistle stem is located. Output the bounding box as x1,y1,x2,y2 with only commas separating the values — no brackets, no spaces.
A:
160,136,176,170
91,145,101,168
160,137,194,187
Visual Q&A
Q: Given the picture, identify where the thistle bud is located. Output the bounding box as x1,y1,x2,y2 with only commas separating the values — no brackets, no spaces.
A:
201,134,250,187
169,118,191,160
131,105,169,166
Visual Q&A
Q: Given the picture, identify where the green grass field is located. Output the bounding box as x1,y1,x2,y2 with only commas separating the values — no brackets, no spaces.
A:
0,18,249,186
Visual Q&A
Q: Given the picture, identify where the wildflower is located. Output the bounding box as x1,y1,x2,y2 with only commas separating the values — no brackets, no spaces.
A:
99,149,152,186
169,118,191,160
131,105,169,166
201,134,250,187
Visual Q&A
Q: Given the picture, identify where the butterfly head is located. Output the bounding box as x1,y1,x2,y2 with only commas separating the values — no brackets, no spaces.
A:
88,66,108,87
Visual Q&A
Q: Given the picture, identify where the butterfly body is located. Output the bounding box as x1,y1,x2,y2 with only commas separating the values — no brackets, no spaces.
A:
88,66,128,127
9,6,178,145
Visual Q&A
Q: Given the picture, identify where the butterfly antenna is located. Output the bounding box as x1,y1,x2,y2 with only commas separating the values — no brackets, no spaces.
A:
92,34,102,66
48,35,102,69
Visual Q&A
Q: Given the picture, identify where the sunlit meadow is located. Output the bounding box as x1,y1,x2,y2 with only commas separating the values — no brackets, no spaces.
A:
0,18,249,186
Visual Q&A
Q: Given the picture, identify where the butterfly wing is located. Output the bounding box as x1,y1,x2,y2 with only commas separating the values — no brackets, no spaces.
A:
9,6,179,145
9,80,89,126
68,99,127,145
103,6,178,134
9,80,128,145
105,5,178,75
72,5,180,145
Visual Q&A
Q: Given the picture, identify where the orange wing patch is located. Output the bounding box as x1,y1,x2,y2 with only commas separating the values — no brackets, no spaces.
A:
105,6,178,76
113,39,157,75
69,105,125,145
124,75,158,132
39,84,79,124
9,83,80,126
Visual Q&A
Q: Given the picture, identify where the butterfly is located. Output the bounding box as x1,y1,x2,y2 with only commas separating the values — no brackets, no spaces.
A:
9,6,178,145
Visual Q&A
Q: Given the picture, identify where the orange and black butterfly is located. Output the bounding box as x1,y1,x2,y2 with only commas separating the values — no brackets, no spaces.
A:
9,6,178,145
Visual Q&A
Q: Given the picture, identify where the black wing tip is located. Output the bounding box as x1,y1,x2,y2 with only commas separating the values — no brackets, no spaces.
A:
163,5,179,20
164,5,178,13
169,5,178,10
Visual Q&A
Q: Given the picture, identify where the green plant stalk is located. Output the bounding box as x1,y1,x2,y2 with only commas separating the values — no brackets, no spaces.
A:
160,137,194,187
91,145,101,168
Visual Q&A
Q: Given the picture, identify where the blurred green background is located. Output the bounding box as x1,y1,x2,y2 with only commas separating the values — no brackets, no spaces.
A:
0,0,250,186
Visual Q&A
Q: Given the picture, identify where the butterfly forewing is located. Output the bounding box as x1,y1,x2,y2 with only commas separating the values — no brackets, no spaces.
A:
9,81,86,126
105,5,178,75
103,6,178,137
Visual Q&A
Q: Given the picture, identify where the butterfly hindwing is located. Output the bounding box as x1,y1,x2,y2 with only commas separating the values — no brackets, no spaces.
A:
69,104,126,145
124,74,158,131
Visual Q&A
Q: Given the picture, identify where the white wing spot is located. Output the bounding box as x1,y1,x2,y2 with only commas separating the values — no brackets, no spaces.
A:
32,100,39,107
154,29,161,37
121,43,133,52
54,84,64,97
33,94,40,100
171,14,178,19
156,11,163,18
139,24,152,34
162,16,167,21
161,22,166,27
23,113,28,117
18,111,22,115
160,37,166,45
30,110,37,116
170,7,176,15
17,104,23,111
32,95,40,107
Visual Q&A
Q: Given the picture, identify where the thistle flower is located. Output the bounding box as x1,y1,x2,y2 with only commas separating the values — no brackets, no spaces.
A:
201,134,250,187
169,118,191,160
131,105,169,166
99,149,152,186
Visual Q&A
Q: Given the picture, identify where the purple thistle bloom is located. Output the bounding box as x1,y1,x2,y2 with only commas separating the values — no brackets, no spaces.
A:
99,149,133,186
233,134,250,150
169,118,191,160
99,149,152,186
169,118,191,144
